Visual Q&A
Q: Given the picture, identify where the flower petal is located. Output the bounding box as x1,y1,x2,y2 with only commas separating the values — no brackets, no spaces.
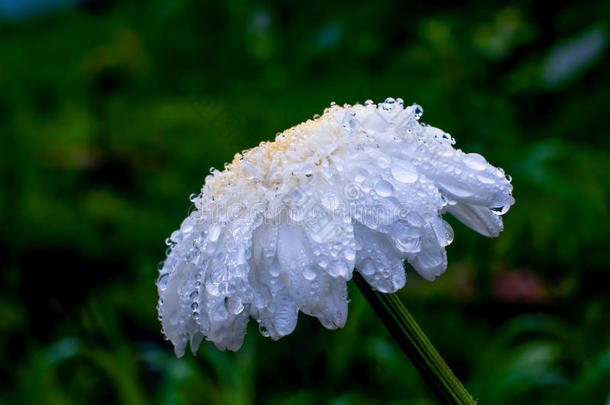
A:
157,98,515,353
355,222,406,293
447,201,504,237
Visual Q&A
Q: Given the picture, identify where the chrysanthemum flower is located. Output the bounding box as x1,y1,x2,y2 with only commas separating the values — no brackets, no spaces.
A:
157,98,514,356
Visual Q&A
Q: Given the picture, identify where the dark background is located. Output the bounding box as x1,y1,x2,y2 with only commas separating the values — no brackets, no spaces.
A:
1,0,609,404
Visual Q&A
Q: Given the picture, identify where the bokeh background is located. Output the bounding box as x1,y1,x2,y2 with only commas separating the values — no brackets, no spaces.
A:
1,0,609,404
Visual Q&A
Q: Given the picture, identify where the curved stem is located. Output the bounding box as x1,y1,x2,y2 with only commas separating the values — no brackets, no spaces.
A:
353,272,477,405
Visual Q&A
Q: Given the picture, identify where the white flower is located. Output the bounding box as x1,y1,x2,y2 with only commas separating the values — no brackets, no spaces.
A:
157,98,514,356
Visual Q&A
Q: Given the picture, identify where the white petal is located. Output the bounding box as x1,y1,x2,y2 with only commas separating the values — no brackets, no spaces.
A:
407,220,448,281
447,201,504,237
354,222,406,293
409,126,514,210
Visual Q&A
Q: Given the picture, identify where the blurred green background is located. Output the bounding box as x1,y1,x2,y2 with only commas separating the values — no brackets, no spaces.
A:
1,0,609,404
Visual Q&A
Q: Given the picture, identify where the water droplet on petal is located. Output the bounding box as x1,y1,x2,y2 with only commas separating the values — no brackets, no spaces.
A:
393,231,421,253
344,247,356,262
259,323,271,337
491,205,510,215
464,153,487,171
180,218,194,234
157,273,169,288
327,260,349,278
406,212,424,227
477,175,495,184
303,267,317,280
414,105,423,119
374,180,394,197
226,296,244,315
360,260,375,276
207,224,222,242
443,222,454,245
354,168,368,183
170,230,183,243
269,261,281,277
206,282,220,296
391,161,418,183
377,155,391,169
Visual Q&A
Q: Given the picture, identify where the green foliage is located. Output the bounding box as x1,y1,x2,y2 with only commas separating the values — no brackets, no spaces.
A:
0,0,609,404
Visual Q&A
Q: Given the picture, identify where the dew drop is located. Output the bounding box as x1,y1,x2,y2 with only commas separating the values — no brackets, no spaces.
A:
406,212,424,227
354,168,368,183
377,155,391,169
343,247,356,262
180,219,194,234
394,235,421,253
391,161,418,183
206,282,220,296
170,230,183,243
442,222,454,246
207,224,222,242
259,323,271,337
494,167,506,178
157,273,169,288
414,105,423,119
464,153,487,171
327,260,349,278
226,296,244,315
491,205,510,215
360,260,375,276
303,267,317,281
269,262,281,277
374,180,394,197
477,175,495,184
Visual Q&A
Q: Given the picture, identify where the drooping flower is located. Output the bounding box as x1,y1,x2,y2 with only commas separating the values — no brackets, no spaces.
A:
157,98,514,356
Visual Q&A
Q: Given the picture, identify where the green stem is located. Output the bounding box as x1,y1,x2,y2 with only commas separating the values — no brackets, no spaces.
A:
353,272,477,405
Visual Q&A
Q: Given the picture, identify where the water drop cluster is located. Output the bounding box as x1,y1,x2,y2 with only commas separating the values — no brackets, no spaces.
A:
157,98,515,355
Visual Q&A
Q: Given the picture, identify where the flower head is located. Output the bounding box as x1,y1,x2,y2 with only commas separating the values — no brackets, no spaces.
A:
157,98,514,356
